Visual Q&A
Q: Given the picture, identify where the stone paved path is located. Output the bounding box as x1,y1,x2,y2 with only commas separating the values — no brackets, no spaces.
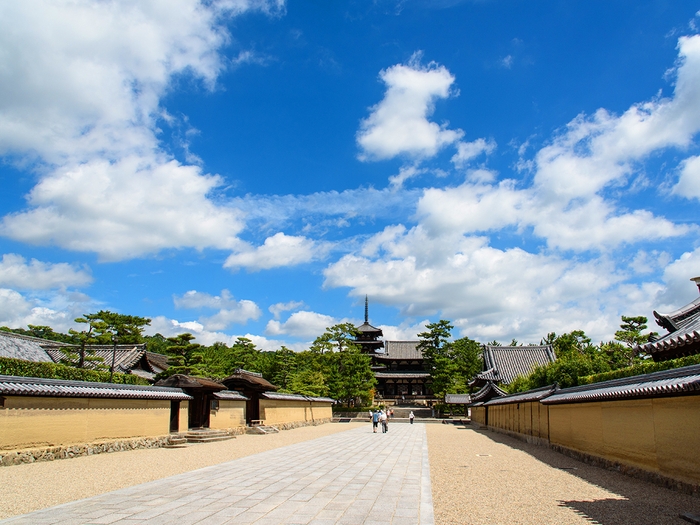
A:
1,423,433,525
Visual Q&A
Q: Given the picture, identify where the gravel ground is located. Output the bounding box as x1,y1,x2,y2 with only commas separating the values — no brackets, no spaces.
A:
3,421,699,524
427,422,700,525
0,422,365,520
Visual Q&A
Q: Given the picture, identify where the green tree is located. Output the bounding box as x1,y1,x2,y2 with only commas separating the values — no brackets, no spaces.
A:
269,347,298,390
508,330,611,392
61,316,104,369
310,323,360,354
418,320,456,399
82,311,151,381
324,347,376,406
286,368,329,397
143,333,170,355
162,333,206,377
0,325,72,343
613,315,658,366
452,336,483,388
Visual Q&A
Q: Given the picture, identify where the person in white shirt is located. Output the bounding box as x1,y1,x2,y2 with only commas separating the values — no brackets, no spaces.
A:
380,410,388,433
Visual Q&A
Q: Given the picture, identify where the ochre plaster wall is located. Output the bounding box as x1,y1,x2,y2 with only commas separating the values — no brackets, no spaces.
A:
548,396,700,485
179,401,189,433
259,400,332,425
471,406,486,425
488,402,549,439
0,396,172,450
209,400,246,430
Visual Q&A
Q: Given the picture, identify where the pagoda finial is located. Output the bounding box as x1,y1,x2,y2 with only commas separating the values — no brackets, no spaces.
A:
365,295,369,324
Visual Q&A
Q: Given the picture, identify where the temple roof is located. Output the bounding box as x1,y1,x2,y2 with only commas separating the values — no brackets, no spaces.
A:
541,364,700,404
381,341,423,360
472,344,556,386
469,381,508,404
0,374,191,400
222,368,278,392
641,296,700,361
356,321,383,335
484,384,558,406
261,392,335,403
0,332,167,379
374,371,430,379
155,374,226,391
0,331,56,362
445,393,472,404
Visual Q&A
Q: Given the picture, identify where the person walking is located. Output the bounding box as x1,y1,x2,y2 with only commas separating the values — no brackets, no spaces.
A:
380,410,388,433
409,411,415,425
372,410,380,433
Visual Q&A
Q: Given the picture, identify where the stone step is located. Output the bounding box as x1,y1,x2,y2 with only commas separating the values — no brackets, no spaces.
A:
185,435,235,443
246,425,280,435
183,429,235,444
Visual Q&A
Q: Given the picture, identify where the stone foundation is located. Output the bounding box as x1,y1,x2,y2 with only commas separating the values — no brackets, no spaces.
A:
0,435,171,467
273,418,332,431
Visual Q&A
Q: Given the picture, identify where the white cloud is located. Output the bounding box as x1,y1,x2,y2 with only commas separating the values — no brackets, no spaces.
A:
224,232,326,271
173,289,261,330
672,155,700,199
148,315,309,351
378,320,428,342
199,303,261,331
175,289,240,310
265,310,338,339
269,300,305,320
0,0,280,260
0,287,94,332
1,157,245,261
389,165,426,189
415,34,700,253
451,138,497,168
0,253,92,290
323,225,649,343
356,53,464,161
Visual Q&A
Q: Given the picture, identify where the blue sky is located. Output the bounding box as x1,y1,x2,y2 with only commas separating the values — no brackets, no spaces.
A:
1,0,700,350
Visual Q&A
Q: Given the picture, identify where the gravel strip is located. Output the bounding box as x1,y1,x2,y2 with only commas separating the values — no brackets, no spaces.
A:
0,422,365,520
427,423,700,525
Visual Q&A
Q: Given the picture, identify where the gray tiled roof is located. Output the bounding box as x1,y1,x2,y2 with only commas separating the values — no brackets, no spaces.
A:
357,321,383,334
469,381,507,403
382,341,423,360
0,331,55,362
640,297,700,360
541,364,700,405
445,394,471,404
374,371,430,379
214,390,249,401
0,374,191,400
475,345,556,385
484,384,558,406
261,392,335,403
45,345,147,373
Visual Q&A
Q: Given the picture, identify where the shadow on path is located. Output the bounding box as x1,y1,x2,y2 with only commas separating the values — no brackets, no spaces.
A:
458,424,699,525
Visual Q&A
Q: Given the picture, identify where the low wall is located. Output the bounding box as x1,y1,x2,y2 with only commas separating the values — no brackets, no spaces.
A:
0,435,171,466
548,396,700,487
209,399,246,431
0,396,178,450
488,401,549,440
260,399,333,427
471,406,486,425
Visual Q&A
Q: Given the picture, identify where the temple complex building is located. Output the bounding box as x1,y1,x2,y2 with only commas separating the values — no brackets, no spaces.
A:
354,297,435,405
640,277,700,361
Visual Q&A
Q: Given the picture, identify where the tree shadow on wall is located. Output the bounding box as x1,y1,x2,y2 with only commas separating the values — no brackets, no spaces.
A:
469,426,699,525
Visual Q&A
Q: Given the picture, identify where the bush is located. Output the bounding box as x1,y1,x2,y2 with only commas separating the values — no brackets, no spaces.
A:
578,354,700,385
0,357,149,385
